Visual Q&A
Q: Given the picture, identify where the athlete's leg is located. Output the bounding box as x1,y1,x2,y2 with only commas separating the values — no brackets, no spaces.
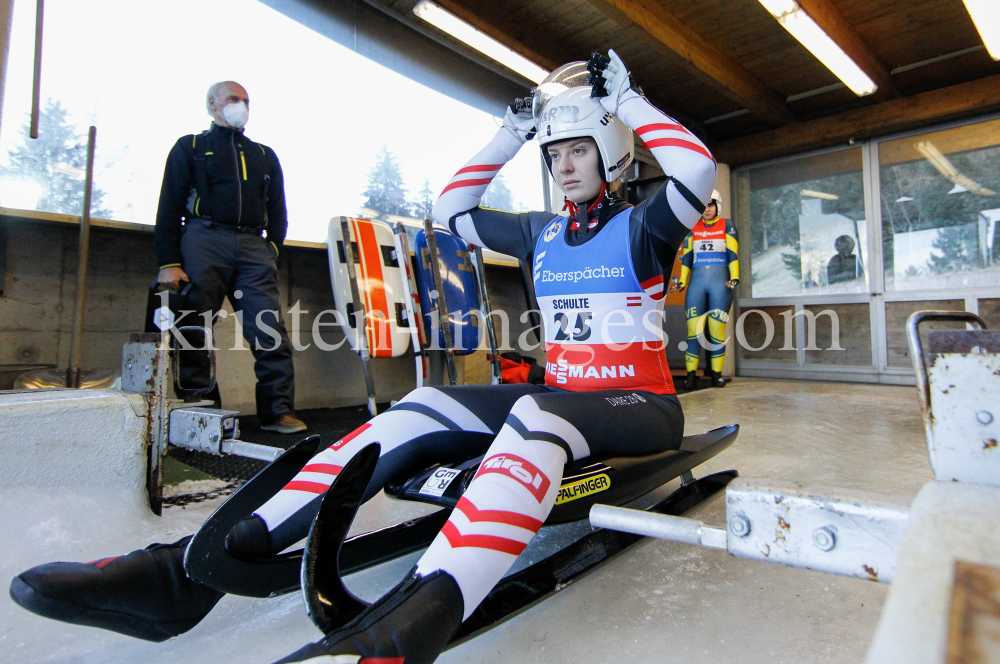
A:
229,384,547,557
10,536,223,642
281,389,684,662
11,383,545,642
706,281,735,385
684,277,709,387
415,388,683,613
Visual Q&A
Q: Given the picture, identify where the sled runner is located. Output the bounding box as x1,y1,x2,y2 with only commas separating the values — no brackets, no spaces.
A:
303,439,739,643
184,424,738,604
183,436,450,598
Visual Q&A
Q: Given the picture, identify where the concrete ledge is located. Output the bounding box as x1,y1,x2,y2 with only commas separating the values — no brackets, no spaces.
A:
0,389,149,501
866,481,1000,663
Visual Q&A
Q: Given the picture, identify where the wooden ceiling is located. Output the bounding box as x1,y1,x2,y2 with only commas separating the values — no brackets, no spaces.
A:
374,0,1000,166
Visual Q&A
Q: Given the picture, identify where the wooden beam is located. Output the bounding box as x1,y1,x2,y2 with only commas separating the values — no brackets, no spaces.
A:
586,0,796,126
712,74,1000,166
794,0,899,101
429,0,565,72
416,0,711,137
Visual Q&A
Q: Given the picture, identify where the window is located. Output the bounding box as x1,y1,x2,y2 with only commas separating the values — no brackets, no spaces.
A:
0,0,543,242
741,148,868,298
878,119,1000,291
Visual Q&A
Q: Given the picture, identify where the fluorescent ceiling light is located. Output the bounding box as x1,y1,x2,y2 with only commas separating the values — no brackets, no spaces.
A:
801,189,839,200
962,0,1000,60
915,141,996,196
757,0,877,96
413,1,549,84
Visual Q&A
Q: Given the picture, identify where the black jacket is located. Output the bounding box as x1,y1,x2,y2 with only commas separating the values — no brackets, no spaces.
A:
154,123,288,268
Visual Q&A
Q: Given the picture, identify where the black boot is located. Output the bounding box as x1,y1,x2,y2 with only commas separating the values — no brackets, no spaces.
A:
225,514,273,558
683,371,697,391
227,498,323,558
9,536,224,642
710,371,726,388
276,570,464,664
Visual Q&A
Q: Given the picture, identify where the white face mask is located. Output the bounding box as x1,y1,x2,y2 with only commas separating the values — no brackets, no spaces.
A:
221,101,249,129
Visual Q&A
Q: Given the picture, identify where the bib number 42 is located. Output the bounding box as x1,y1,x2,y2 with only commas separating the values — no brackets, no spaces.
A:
553,311,592,341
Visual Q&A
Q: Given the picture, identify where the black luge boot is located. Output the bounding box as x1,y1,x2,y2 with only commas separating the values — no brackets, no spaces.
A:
9,536,223,642
226,496,323,559
710,370,726,388
276,570,464,664
683,371,697,391
225,514,273,558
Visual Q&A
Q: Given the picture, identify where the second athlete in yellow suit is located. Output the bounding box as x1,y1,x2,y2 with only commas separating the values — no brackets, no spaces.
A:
677,192,738,388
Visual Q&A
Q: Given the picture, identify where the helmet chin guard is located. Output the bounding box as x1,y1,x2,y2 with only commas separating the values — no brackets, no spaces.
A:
534,63,633,183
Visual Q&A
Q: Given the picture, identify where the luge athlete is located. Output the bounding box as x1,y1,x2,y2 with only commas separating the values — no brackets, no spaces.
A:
676,192,739,389
10,51,716,664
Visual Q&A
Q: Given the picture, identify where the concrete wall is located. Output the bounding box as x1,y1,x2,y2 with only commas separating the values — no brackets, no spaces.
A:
0,211,705,411
0,389,149,494
0,214,545,414
0,214,421,413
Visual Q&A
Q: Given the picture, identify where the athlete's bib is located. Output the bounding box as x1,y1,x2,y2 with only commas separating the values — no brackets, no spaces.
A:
691,219,727,267
533,210,675,394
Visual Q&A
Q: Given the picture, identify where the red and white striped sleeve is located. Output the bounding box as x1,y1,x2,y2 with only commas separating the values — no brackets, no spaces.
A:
432,127,524,247
617,91,717,230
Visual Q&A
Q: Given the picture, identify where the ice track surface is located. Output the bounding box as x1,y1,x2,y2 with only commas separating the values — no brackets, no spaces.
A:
1,379,933,663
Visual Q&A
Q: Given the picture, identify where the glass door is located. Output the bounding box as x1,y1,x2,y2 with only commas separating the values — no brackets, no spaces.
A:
733,115,1000,384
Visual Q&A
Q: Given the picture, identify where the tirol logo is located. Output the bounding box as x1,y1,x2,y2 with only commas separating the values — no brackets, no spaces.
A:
330,423,371,451
555,473,611,504
543,221,562,242
474,453,551,503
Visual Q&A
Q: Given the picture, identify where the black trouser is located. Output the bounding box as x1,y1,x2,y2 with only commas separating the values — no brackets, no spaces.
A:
179,219,295,423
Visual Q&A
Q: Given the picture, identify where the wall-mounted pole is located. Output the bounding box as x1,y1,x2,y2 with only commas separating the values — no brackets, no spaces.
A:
0,0,15,135
471,246,502,384
67,126,95,387
30,0,43,138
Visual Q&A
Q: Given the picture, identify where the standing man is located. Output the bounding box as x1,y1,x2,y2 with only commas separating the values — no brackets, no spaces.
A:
154,81,306,434
676,190,739,389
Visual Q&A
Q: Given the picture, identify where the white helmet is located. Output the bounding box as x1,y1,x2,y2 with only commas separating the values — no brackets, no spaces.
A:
708,189,722,216
534,62,633,183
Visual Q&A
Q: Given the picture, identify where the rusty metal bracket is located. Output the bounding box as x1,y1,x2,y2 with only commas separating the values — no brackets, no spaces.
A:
906,312,1000,486
121,333,171,515
592,476,910,584
167,406,281,463
724,478,910,583
905,310,985,434
168,407,240,454
123,334,284,514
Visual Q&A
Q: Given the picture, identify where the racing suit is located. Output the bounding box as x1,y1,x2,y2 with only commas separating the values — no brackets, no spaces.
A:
247,91,716,619
678,217,739,374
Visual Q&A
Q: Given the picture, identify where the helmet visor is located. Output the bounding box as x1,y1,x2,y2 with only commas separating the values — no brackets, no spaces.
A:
532,62,590,124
